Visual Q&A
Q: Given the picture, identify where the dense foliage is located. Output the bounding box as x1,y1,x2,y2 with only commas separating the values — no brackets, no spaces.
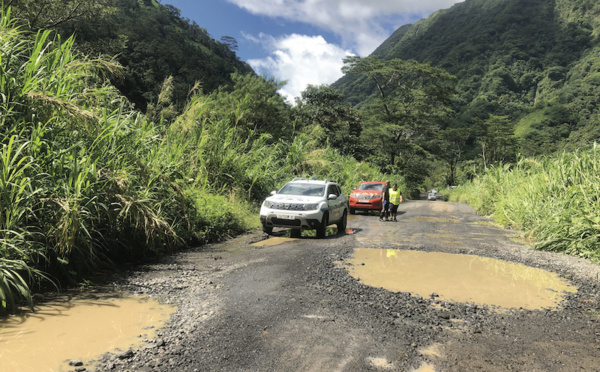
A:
7,0,254,112
0,9,388,314
450,146,600,262
335,0,600,171
341,56,456,194
293,84,363,156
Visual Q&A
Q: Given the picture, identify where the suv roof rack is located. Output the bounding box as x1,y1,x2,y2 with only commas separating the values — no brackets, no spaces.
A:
290,177,338,184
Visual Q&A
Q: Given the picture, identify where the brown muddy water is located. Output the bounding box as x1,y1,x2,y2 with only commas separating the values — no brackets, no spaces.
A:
252,237,299,247
345,249,577,310
0,295,175,372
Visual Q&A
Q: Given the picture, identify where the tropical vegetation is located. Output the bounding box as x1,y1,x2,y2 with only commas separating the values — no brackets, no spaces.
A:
3,0,600,314
450,146,600,262
0,6,386,314
335,0,600,182
8,0,254,112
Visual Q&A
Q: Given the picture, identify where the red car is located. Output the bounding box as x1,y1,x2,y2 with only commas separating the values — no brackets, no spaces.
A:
348,181,386,214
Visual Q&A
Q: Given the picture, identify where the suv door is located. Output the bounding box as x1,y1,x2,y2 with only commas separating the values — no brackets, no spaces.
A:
335,184,346,219
326,184,344,222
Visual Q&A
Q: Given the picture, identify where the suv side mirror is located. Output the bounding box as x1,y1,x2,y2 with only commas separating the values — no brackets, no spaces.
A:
328,194,337,200
270,190,277,195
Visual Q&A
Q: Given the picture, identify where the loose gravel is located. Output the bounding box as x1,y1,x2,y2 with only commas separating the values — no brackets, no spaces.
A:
72,201,600,372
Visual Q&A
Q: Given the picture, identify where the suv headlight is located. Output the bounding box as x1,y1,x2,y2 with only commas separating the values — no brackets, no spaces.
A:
304,203,319,211
263,200,275,208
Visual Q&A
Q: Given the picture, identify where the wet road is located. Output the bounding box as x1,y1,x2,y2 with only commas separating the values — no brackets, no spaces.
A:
81,200,600,371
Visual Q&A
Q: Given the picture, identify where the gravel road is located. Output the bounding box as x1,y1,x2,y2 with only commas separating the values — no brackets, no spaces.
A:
87,200,600,372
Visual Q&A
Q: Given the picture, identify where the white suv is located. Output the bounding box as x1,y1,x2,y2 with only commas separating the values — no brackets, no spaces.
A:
260,178,348,238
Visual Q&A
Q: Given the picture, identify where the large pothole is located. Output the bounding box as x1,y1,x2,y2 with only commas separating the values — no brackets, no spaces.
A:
344,248,577,310
0,294,175,372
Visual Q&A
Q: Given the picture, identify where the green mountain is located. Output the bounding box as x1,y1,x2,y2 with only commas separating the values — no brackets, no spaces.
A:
334,0,600,156
9,0,254,112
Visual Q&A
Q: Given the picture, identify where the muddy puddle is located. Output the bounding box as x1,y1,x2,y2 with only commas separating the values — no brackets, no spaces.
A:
345,249,577,310
0,295,175,372
252,237,299,247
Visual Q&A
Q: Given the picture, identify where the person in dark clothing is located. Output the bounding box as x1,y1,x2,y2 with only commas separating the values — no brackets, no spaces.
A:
379,180,391,221
389,183,403,221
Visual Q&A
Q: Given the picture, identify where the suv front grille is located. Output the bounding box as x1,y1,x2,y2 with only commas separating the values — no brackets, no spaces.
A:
270,202,307,211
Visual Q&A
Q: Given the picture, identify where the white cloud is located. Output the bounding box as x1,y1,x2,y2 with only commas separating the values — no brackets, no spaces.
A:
236,0,464,102
228,0,464,55
247,34,354,103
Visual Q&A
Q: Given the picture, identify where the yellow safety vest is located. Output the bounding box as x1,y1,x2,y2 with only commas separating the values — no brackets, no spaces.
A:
389,189,401,205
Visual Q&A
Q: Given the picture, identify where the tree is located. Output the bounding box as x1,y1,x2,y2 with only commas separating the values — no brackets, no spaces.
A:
203,72,293,141
220,36,238,51
5,0,112,30
476,114,518,169
342,56,456,189
437,127,471,186
294,85,362,156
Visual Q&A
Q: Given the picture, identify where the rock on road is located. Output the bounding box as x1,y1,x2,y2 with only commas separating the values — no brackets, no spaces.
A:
95,200,600,372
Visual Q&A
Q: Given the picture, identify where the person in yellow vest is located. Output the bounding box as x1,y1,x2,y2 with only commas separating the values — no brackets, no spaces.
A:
389,183,403,222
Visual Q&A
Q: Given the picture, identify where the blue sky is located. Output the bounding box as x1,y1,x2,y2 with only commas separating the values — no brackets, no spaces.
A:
162,0,464,102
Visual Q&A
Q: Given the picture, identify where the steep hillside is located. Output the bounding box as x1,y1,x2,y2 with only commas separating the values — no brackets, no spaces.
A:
8,0,254,112
335,0,600,155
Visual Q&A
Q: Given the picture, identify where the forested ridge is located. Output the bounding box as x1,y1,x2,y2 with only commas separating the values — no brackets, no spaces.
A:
336,0,600,160
8,0,253,112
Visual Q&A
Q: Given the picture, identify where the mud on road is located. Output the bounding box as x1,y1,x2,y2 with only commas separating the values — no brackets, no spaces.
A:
91,200,600,372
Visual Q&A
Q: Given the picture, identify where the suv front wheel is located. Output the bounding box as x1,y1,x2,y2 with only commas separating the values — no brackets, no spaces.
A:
316,212,328,238
337,210,347,234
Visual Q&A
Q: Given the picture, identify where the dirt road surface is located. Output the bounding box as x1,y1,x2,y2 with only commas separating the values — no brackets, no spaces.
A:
91,200,600,372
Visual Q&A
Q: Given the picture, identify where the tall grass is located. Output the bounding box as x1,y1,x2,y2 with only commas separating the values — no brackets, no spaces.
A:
450,145,600,261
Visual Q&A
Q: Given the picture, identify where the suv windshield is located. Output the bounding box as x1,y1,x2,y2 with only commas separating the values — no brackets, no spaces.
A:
358,183,383,191
278,183,325,196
